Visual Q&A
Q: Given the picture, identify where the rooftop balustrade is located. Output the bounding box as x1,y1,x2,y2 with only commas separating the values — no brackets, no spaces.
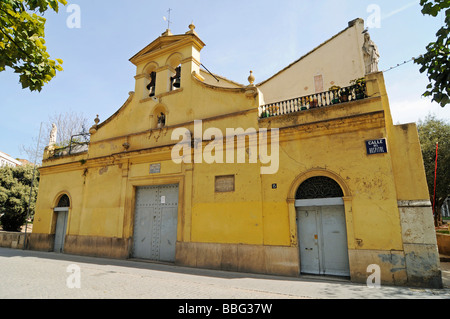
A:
52,133,90,158
259,78,368,119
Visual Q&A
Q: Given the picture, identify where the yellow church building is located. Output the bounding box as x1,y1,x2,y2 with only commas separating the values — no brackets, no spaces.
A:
29,18,443,288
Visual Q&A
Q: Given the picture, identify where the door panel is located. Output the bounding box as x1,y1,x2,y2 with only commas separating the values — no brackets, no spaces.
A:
297,208,320,275
297,205,349,277
133,184,179,262
133,186,159,260
159,206,178,262
158,184,179,262
320,206,350,276
54,210,68,253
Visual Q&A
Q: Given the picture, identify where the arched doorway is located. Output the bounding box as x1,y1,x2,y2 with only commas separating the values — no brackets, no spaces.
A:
295,176,350,277
54,194,70,253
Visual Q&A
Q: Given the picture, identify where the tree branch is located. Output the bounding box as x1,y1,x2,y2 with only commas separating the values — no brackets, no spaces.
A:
0,26,34,62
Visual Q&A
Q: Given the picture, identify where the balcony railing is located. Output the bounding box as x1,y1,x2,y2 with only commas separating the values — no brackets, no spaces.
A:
53,133,90,157
259,80,368,119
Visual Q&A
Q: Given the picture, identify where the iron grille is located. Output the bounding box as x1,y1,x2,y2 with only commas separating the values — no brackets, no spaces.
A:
296,176,344,199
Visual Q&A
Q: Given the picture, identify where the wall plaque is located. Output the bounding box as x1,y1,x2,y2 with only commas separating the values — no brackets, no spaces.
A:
215,175,235,193
149,163,161,174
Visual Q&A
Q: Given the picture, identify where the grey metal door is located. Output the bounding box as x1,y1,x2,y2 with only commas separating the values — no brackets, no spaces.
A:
133,184,179,262
297,208,321,275
54,210,68,253
320,205,350,276
296,205,349,276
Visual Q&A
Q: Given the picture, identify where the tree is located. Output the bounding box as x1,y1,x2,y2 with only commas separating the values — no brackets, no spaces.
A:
0,165,39,232
414,0,450,107
418,115,450,226
0,0,67,92
20,111,90,164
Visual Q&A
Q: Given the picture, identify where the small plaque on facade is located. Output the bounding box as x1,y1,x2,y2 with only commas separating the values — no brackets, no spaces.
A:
149,163,161,174
215,175,235,193
365,138,388,155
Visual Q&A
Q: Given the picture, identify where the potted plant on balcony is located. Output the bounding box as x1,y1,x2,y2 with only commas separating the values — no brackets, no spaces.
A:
309,96,319,108
300,97,310,110
339,87,350,102
350,77,367,100
269,105,279,116
261,106,272,118
329,85,341,104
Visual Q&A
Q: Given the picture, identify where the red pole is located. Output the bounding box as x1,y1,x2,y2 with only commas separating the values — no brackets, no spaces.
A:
432,142,438,217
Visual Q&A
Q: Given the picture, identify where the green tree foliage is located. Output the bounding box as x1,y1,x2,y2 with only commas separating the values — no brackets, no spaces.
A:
0,165,39,232
414,0,450,107
418,115,450,225
0,0,67,92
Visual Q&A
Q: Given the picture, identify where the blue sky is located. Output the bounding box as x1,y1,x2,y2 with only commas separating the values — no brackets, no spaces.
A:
1,0,449,161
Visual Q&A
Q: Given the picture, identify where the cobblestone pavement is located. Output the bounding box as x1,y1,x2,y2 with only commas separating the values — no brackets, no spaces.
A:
0,247,449,300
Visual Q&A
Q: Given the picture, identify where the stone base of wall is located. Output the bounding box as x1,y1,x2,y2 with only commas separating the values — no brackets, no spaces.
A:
437,233,450,256
24,232,443,289
349,247,442,289
403,243,442,288
175,242,300,277
27,233,54,251
64,235,131,259
397,200,443,289
348,249,408,286
176,242,443,288
0,231,26,249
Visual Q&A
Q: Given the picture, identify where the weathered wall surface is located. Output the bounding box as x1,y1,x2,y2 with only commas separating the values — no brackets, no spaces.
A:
0,232,25,249
29,24,442,289
437,233,450,256
258,19,365,104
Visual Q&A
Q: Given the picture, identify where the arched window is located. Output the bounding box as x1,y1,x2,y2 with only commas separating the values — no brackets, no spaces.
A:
166,53,183,92
296,176,343,199
152,104,169,129
157,112,166,128
142,62,158,99
56,194,70,208
170,65,181,90
147,71,156,97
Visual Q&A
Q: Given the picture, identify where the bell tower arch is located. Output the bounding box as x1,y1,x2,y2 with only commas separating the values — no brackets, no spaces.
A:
130,23,205,98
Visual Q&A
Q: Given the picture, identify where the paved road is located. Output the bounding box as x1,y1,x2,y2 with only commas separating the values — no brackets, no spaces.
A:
0,247,449,300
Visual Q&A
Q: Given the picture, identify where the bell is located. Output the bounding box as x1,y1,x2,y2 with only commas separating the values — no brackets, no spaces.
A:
148,86,155,97
173,77,181,88
147,71,156,96
172,66,181,89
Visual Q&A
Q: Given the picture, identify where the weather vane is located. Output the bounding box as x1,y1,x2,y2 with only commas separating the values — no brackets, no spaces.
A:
163,8,172,30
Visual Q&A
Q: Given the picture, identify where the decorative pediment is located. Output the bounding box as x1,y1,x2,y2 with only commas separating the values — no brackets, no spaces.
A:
129,28,205,66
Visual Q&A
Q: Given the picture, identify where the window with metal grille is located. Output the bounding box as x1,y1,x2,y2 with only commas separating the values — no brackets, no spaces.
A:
296,176,343,199
57,194,70,208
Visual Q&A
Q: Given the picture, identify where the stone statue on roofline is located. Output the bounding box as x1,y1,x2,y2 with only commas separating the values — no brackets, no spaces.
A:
43,123,58,160
49,123,57,148
362,30,380,74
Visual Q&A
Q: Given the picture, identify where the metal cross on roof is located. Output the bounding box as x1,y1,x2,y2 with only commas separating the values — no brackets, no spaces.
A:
163,8,172,30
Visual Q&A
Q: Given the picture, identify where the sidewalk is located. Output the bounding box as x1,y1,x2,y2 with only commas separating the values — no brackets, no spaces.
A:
0,247,449,299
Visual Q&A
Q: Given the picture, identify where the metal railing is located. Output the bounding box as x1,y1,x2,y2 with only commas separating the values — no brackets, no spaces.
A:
53,133,90,157
259,81,368,119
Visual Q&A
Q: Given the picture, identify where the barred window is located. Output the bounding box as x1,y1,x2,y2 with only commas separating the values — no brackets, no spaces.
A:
57,194,70,208
296,176,343,199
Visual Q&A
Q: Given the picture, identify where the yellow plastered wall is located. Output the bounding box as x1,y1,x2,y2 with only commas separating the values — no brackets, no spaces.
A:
258,19,366,104
34,73,409,254
32,25,430,264
33,167,85,235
